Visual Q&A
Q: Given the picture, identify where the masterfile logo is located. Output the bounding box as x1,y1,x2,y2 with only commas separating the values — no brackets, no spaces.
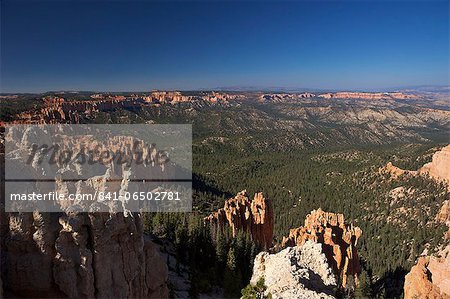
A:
4,124,192,213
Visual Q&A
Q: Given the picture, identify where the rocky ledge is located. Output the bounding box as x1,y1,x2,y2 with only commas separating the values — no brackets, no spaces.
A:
250,240,337,299
281,209,362,288
419,144,450,188
1,212,168,298
380,144,450,189
404,245,450,299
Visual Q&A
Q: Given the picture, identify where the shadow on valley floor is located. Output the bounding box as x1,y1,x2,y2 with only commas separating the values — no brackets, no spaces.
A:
372,267,408,298
192,173,232,197
192,173,234,211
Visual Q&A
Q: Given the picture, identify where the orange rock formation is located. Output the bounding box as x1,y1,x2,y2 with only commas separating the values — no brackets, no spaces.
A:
318,92,418,100
404,245,450,299
419,145,450,188
13,96,140,124
437,200,450,239
378,161,417,180
281,208,362,288
379,145,450,188
205,190,274,249
6,92,242,124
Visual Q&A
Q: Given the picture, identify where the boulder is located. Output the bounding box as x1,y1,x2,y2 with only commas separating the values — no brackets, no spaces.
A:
250,240,337,299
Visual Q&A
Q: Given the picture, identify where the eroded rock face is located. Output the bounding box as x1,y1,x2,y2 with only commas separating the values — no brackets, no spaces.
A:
379,145,450,189
143,91,243,104
205,190,274,249
318,92,419,100
419,145,450,188
7,92,242,124
2,212,168,298
250,240,337,299
281,209,362,288
404,245,450,299
12,96,143,124
259,93,315,102
0,124,170,298
379,162,418,180
437,200,450,239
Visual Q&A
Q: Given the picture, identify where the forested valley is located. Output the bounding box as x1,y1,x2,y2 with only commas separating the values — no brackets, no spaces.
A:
146,141,449,298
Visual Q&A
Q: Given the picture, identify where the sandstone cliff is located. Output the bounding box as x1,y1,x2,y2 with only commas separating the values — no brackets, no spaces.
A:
143,91,243,104
0,127,170,298
404,245,450,299
259,93,315,102
1,211,168,298
250,240,337,299
259,91,418,102
318,92,418,100
205,190,274,249
437,200,450,239
380,146,450,298
380,146,450,238
7,92,241,124
6,96,136,124
281,209,362,288
419,145,450,188
379,161,418,180
380,145,450,189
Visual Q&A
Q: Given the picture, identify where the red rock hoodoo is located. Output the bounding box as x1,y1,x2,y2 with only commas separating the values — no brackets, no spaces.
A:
281,208,362,288
205,190,274,249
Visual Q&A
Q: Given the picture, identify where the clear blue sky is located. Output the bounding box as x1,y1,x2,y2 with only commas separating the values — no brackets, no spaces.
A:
1,0,449,92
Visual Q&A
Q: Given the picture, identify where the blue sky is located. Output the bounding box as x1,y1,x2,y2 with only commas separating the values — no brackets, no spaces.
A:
1,0,449,92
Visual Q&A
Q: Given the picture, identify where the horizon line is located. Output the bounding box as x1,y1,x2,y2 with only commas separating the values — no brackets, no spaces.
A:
1,84,449,95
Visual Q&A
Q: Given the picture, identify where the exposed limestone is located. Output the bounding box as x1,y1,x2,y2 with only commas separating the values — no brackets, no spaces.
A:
419,144,450,188
318,92,419,100
143,91,243,104
12,96,141,124
4,126,180,214
1,127,169,298
259,93,315,102
250,240,337,299
3,91,449,150
281,209,362,288
404,245,450,299
380,146,450,241
437,200,450,239
378,162,417,180
7,92,242,124
379,145,450,189
2,212,168,298
259,91,419,102
437,200,450,225
205,190,274,249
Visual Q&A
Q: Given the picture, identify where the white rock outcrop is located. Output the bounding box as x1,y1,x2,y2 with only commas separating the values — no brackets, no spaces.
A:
419,144,450,189
250,241,337,299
